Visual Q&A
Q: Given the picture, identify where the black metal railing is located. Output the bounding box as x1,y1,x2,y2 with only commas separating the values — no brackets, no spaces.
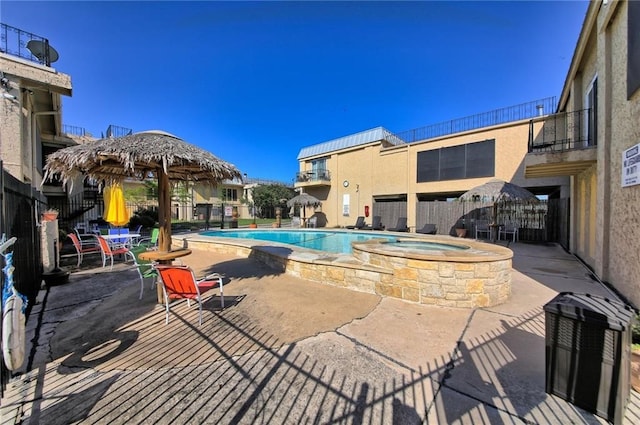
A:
528,108,595,153
295,169,331,183
393,97,557,143
105,125,133,138
62,124,87,137
0,23,56,66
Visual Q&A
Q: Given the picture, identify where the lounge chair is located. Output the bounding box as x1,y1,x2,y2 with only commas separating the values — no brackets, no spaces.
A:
155,264,225,325
136,228,159,250
475,220,490,240
67,233,101,268
416,223,437,235
387,217,409,232
346,216,366,230
96,235,131,270
363,216,384,230
129,245,158,299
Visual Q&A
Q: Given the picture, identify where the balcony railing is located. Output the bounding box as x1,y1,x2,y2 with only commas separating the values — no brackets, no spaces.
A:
528,108,596,153
105,125,133,138
393,97,558,143
0,23,56,66
62,124,87,137
295,170,331,183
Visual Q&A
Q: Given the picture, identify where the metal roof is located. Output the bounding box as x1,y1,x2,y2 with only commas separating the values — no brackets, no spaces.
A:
297,126,406,160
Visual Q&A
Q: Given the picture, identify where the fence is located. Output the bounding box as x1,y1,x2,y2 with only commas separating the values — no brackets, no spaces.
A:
1,162,46,395
372,198,569,248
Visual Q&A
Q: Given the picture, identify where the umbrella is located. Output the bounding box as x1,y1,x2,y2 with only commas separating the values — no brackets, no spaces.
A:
287,192,321,222
458,179,538,242
44,130,242,252
103,183,129,227
458,178,539,203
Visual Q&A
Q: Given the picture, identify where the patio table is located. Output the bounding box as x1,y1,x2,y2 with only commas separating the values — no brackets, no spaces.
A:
100,233,141,248
139,248,193,303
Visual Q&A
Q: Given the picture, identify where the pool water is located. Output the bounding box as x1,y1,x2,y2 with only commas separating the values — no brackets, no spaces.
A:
200,230,398,254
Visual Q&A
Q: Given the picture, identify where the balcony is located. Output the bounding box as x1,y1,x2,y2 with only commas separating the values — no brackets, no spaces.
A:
295,170,331,187
1,23,58,66
524,109,597,178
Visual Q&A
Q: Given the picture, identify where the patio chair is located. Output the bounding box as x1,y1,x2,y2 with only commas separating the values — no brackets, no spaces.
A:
129,245,158,299
67,233,101,268
363,216,384,230
155,264,225,325
346,216,366,230
136,228,159,250
291,217,301,228
475,220,490,240
386,217,409,232
499,221,519,243
306,216,317,228
416,223,437,235
96,235,131,270
108,227,131,248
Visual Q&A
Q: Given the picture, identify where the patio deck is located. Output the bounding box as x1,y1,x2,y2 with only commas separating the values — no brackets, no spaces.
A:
1,240,638,424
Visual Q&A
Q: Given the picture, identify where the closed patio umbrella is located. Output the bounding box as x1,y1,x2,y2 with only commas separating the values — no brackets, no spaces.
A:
104,183,129,227
44,130,242,252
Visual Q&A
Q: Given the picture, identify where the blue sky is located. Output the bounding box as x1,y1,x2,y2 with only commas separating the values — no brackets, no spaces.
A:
1,1,589,184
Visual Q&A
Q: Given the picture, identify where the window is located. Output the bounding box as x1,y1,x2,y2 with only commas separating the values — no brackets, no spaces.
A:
223,188,238,201
584,77,598,147
416,139,495,182
629,0,640,99
311,158,328,179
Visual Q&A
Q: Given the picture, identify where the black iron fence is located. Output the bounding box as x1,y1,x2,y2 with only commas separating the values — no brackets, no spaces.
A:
393,97,558,143
0,22,56,66
1,162,46,394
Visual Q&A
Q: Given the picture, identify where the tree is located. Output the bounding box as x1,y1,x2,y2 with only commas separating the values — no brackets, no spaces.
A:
252,184,296,218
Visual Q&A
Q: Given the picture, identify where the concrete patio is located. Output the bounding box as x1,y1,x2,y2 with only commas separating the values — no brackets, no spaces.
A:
1,239,639,424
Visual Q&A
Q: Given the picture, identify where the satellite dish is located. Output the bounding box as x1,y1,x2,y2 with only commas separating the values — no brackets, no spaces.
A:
26,40,59,64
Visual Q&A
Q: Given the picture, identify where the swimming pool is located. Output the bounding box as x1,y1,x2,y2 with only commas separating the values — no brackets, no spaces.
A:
200,230,398,254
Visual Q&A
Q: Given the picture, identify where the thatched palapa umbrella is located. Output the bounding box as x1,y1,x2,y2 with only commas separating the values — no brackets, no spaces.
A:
287,192,321,223
44,130,242,252
458,178,538,242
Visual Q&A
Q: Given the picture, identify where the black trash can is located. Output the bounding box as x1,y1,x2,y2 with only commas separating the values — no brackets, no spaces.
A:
544,292,635,424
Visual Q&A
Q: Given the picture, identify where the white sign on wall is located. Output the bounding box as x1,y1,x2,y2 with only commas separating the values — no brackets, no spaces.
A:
342,194,350,216
622,142,640,187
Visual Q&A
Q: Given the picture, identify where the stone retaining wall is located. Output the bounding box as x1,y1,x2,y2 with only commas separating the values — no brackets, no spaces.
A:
178,235,512,309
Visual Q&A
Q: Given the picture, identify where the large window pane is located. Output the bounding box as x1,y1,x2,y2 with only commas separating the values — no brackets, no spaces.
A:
417,150,440,182
440,145,465,180
466,139,495,178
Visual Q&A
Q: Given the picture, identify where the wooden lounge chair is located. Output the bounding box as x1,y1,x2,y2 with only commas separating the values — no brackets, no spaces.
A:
155,264,224,325
363,216,384,230
346,216,366,230
387,217,409,232
416,223,437,235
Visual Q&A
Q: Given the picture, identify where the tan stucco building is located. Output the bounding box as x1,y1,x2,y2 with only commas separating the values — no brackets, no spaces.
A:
525,0,640,307
297,0,640,307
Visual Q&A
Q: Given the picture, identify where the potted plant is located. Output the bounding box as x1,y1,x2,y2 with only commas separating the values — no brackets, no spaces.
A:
631,313,640,393
455,219,467,238
42,208,59,221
